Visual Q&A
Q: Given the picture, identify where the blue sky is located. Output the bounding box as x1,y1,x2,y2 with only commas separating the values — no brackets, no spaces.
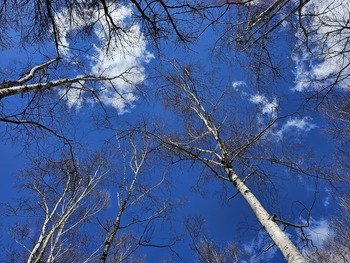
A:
0,0,346,262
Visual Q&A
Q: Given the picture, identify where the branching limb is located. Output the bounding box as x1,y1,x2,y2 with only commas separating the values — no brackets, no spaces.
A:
0,75,117,100
0,57,61,89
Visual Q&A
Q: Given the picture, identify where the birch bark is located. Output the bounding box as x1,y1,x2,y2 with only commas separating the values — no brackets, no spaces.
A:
227,169,307,263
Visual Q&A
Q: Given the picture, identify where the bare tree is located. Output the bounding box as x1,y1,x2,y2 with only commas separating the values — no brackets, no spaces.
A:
3,152,110,262
147,61,320,262
99,133,174,263
303,93,350,262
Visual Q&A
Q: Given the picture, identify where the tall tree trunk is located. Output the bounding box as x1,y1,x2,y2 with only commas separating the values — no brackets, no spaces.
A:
227,168,307,263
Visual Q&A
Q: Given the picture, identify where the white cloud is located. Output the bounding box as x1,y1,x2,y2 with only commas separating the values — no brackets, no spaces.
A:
323,195,330,208
303,217,334,247
323,188,332,208
283,117,317,131
54,3,153,114
232,80,246,90
90,5,153,114
247,92,316,140
249,94,278,118
249,94,264,104
293,0,350,91
272,116,316,140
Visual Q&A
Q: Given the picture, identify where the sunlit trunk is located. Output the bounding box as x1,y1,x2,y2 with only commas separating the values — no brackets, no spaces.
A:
228,169,307,263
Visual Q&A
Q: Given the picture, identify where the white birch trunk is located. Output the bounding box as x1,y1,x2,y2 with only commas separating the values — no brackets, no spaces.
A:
0,76,103,99
228,169,307,263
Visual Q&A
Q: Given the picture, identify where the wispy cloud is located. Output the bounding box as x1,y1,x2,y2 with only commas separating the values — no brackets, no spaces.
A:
272,116,317,140
232,80,246,90
283,117,317,132
323,188,332,208
249,93,278,118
